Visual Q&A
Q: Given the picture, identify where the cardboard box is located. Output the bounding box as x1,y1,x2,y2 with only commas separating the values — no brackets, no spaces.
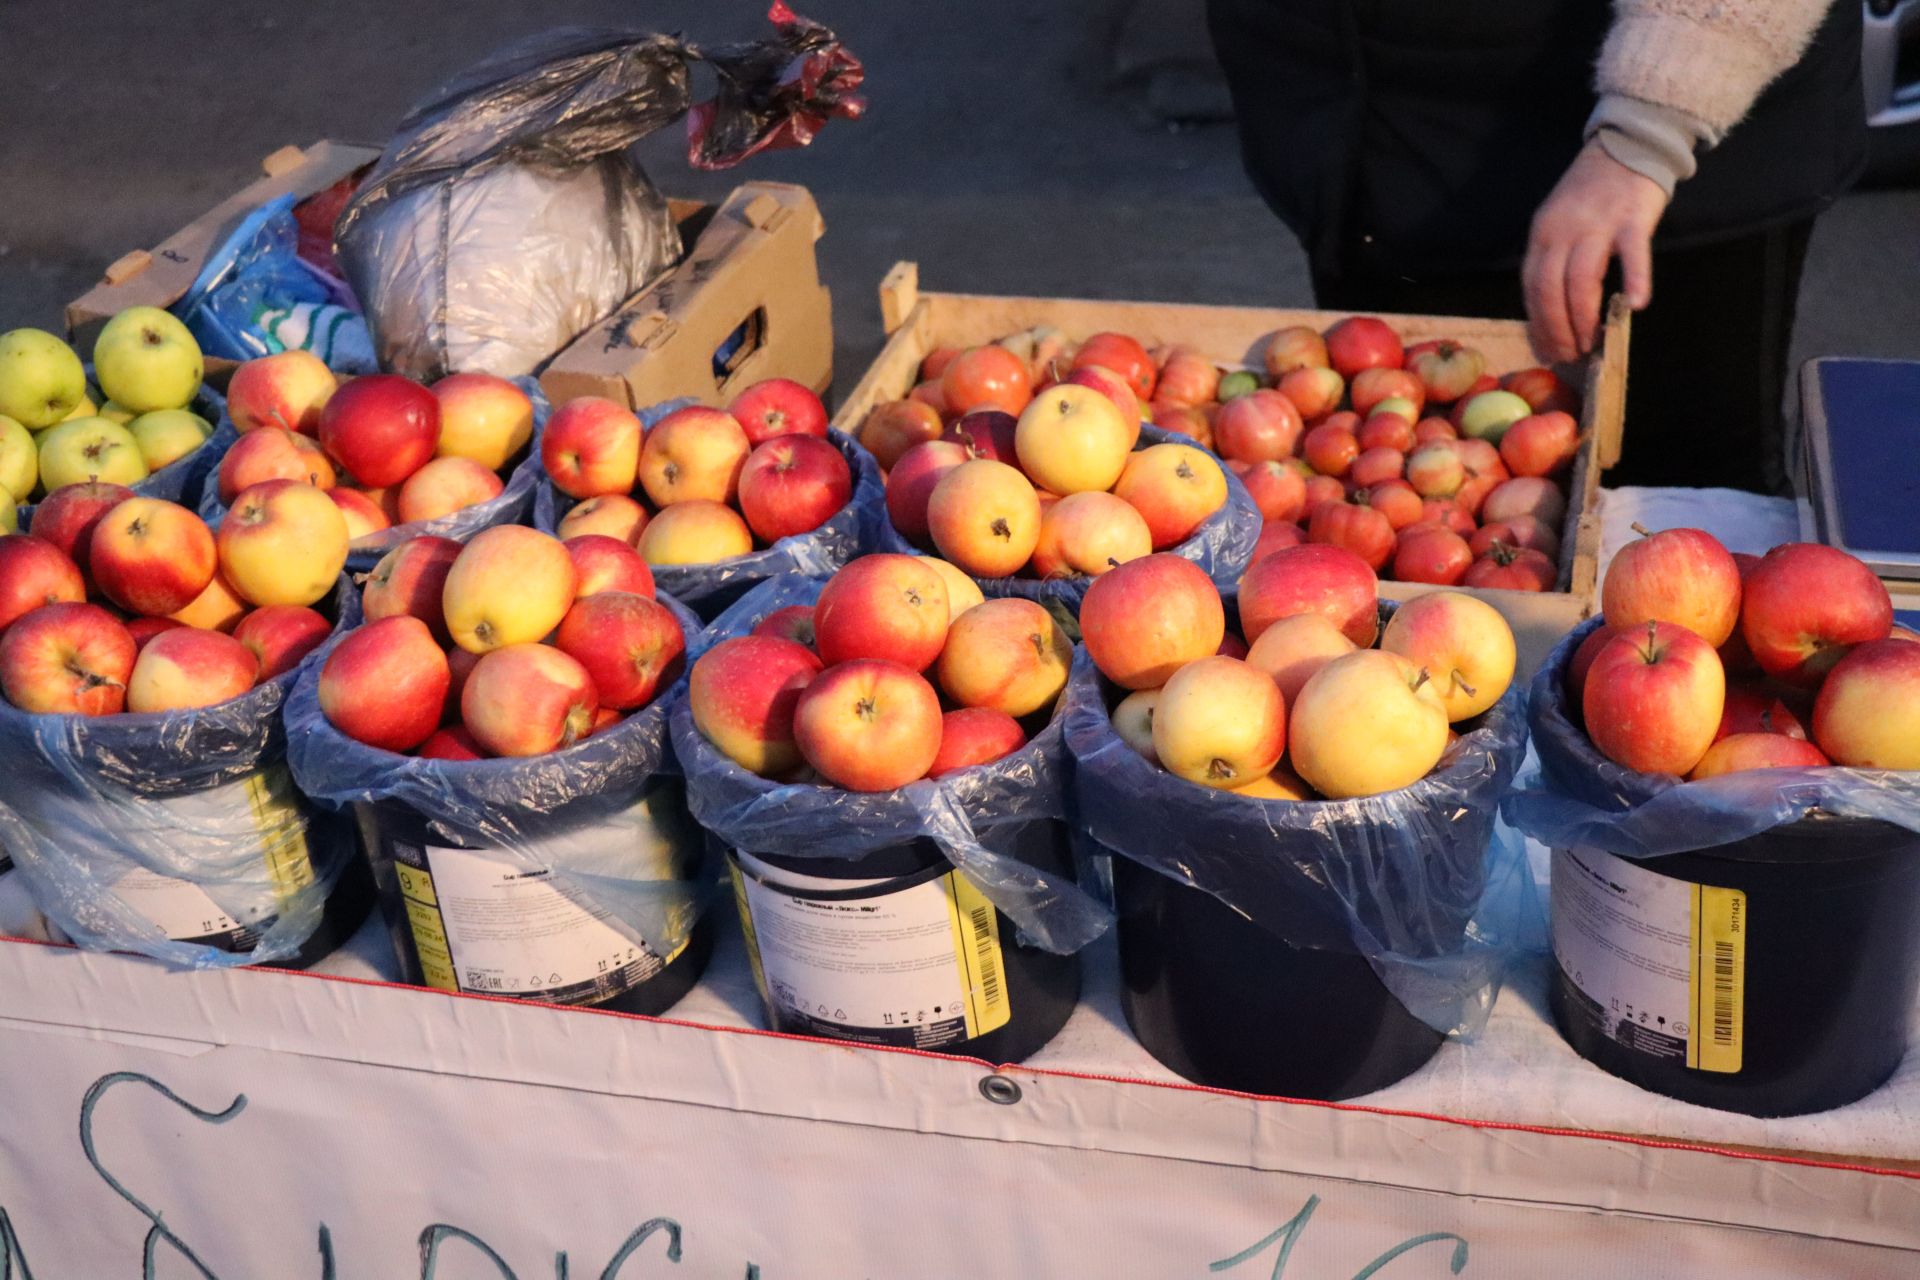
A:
833,263,1630,676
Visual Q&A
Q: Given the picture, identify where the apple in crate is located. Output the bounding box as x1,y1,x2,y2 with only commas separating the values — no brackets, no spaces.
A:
1455,390,1532,445
1359,412,1416,453
218,480,350,609
1301,423,1358,477
461,644,598,757
753,605,815,647
227,350,337,435
0,602,136,714
1062,365,1143,444
1499,411,1579,477
1239,543,1378,646
364,535,462,641
1278,367,1343,421
639,406,751,507
1113,443,1228,550
1247,612,1356,706
555,592,684,710
692,635,824,777
928,707,1028,778
927,459,1042,579
1582,622,1726,775
0,534,85,633
1214,390,1304,464
1350,367,1424,419
1381,592,1516,721
1232,459,1307,525
1081,554,1226,690
329,488,391,540
170,569,249,633
1154,349,1221,408
233,604,331,679
318,374,440,489
942,346,1033,418
922,557,985,616
637,500,753,566
564,534,654,600
1263,325,1329,377
130,409,211,471
886,440,970,543
860,400,944,472
1152,655,1287,790
37,417,148,490
90,497,216,617
93,306,202,413
1323,317,1402,379
541,396,642,499
1404,340,1486,404
1740,542,1893,686
398,456,505,523
1464,543,1556,592
737,434,852,543
431,372,533,471
1072,332,1158,401
219,426,336,503
729,377,828,445
1392,523,1472,586
126,616,183,650
1291,650,1449,798
1601,526,1742,648
1690,733,1829,780
1813,638,1920,769
794,658,944,791
420,725,487,761
1111,688,1161,764
1503,367,1579,415
936,597,1072,717
0,328,87,427
814,553,952,670
318,616,449,752
1031,492,1152,578
944,409,1020,467
558,493,648,545
126,628,258,713
1307,501,1393,571
441,525,576,653
1717,684,1805,741
1015,383,1133,495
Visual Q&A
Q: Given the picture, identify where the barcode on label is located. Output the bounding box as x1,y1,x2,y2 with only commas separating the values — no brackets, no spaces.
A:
970,905,1003,1008
1711,940,1737,1045
1690,884,1745,1073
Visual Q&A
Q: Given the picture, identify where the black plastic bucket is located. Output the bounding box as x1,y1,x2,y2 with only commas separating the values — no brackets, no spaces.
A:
1549,812,1920,1117
355,774,711,1017
724,818,1080,1063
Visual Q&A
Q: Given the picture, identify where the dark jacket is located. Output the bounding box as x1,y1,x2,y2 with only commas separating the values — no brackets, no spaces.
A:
1207,0,1868,282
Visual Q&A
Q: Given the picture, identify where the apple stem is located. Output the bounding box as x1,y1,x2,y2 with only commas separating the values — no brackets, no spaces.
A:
1452,672,1478,697
1410,668,1432,694
1631,522,1653,539
1106,557,1121,569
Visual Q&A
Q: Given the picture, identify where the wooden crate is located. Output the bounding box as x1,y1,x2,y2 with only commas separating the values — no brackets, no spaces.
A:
833,263,1630,676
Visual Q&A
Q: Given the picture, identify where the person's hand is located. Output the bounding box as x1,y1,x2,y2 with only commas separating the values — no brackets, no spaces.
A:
1523,140,1670,362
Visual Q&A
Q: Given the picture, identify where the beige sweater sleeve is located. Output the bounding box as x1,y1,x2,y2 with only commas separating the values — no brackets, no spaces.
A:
1587,0,1833,193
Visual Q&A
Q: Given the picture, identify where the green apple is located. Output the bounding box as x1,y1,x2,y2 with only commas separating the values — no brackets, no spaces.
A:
0,416,37,501
0,328,88,428
36,417,149,490
1369,395,1419,422
59,393,100,423
1457,389,1533,445
129,409,211,471
96,399,135,425
92,306,203,413
0,485,16,532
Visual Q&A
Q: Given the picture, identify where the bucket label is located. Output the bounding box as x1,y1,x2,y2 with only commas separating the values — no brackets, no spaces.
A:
1552,847,1746,1073
396,843,682,1007
731,852,1012,1051
106,765,314,950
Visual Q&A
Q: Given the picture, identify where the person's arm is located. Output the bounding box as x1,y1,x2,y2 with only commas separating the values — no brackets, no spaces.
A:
1524,0,1833,361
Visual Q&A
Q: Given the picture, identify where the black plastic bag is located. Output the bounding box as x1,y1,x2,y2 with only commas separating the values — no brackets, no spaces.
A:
334,3,863,381
669,574,1112,954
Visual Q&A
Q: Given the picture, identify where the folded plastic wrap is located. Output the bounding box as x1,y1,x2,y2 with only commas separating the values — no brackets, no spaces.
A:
334,4,863,381
0,578,360,968
1063,604,1536,1036
534,415,886,619
669,574,1112,954
17,383,230,531
285,590,708,960
1504,618,1920,856
199,377,549,574
870,424,1263,613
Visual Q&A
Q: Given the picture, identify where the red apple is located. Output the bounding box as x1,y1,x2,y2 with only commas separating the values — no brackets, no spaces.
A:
943,409,1020,466
233,604,332,680
1349,446,1405,489
728,377,828,445
1249,520,1304,566
362,535,463,643
1154,349,1221,408
936,596,1072,716
1602,526,1742,647
1277,367,1344,421
861,399,946,472
1689,732,1830,780
126,616,184,650
1302,473,1346,517
317,374,440,489
1464,544,1556,592
1112,443,1228,549
737,435,852,543
1307,500,1393,571
1262,325,1329,377
396,456,506,524
690,634,824,777
1214,390,1303,464
564,534,656,600
1350,367,1425,419
1080,553,1226,689
0,534,85,634
126,627,259,713
316,616,449,751
920,346,963,381
1323,316,1403,380
1393,525,1472,585
419,725,488,761
909,379,951,418
885,440,971,546
1403,340,1487,404
1150,402,1214,451
1232,460,1307,524
1239,543,1378,646
541,396,642,499
0,602,136,714
462,643,598,757
1358,412,1415,453
1030,491,1153,578
814,554,952,670
90,498,217,618
557,493,648,547
27,481,135,576
927,459,1042,578
1502,367,1580,415
1813,638,1920,768
942,346,1034,418
1361,478,1423,530
225,350,337,436
793,658,944,790
1566,623,1630,708
1717,682,1807,742
1471,517,1560,561
1582,621,1726,775
927,707,1028,778
1480,476,1566,530
1740,543,1893,686
1072,332,1157,401
1300,423,1358,477
554,591,684,710
217,426,336,503
1064,364,1144,441
1406,442,1465,498
752,604,815,648
1499,411,1580,478
329,488,391,541
1421,497,1477,538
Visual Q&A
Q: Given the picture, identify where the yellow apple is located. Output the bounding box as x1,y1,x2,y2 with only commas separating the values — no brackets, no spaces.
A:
169,568,251,633
0,416,37,500
1289,650,1449,798
432,372,534,471
1151,655,1288,790
216,480,350,608
1230,764,1315,801
1013,383,1133,495
60,393,100,423
1246,612,1357,707
92,306,203,412
1111,687,1160,765
129,409,212,472
921,556,985,617
1380,591,1516,722
0,328,87,427
95,399,135,425
37,417,149,490
636,500,754,566
441,525,578,653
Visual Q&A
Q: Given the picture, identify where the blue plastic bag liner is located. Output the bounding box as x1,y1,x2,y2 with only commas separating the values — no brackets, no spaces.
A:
173,194,375,373
669,573,1112,954
1503,618,1920,856
534,417,886,620
0,578,362,968
199,377,550,574
1063,601,1536,1036
16,381,230,531
870,423,1262,614
286,590,709,966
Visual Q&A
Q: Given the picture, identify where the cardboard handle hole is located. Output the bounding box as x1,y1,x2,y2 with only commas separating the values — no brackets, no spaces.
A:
713,307,768,384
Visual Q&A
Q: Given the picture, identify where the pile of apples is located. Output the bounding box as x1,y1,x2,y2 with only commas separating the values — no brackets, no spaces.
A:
0,480,347,717
861,334,1231,581
0,308,213,516
316,525,686,760
1084,546,1517,800
1566,530,1920,777
221,351,536,542
690,553,1070,790
540,377,850,569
